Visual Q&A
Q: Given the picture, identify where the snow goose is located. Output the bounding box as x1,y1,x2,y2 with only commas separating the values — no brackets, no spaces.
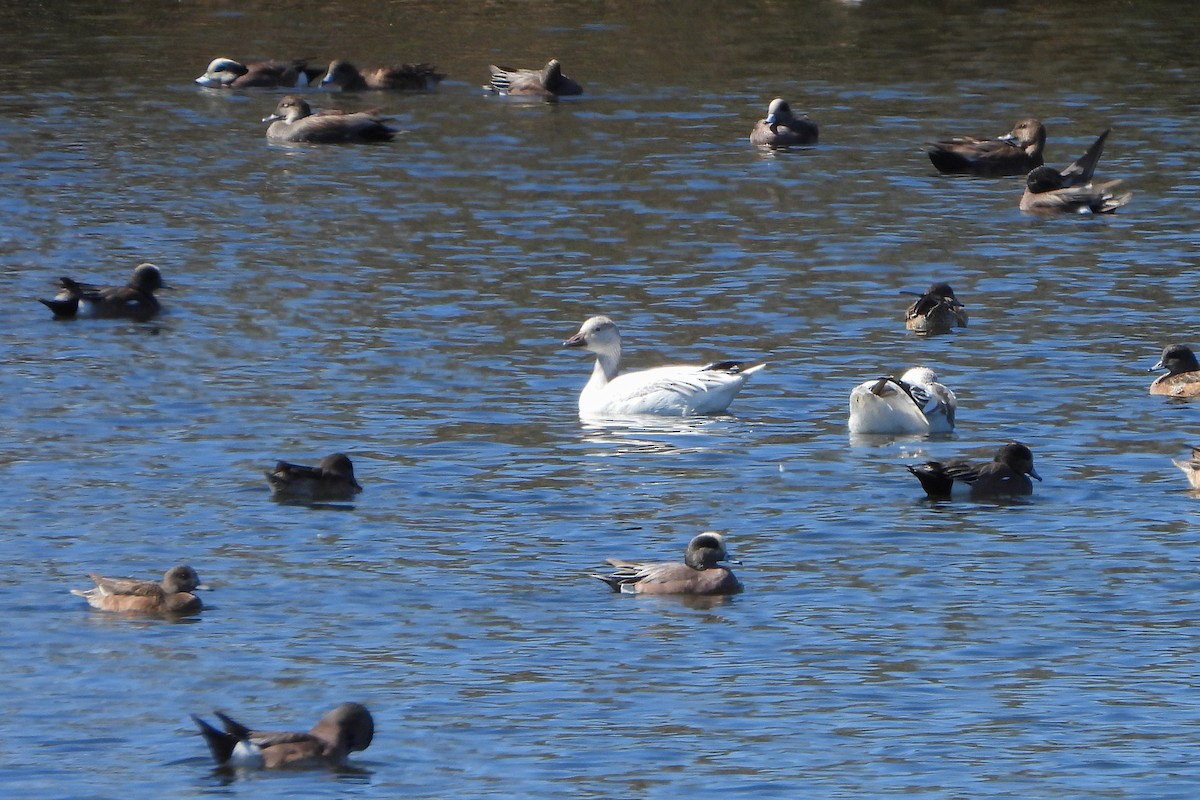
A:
848,367,956,435
563,316,764,417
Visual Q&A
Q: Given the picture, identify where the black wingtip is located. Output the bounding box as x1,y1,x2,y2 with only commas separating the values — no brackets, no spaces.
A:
192,714,238,765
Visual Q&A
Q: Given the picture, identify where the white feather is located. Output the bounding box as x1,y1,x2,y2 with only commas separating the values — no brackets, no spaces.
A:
564,316,763,418
848,366,956,434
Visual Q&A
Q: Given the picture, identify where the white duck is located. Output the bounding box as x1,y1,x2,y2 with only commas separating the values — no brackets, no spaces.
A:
563,316,764,417
848,366,956,435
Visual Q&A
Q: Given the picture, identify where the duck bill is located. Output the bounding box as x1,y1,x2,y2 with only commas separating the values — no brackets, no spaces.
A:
262,113,283,123
563,333,586,348
997,133,1018,145
1150,359,1166,372
1028,468,1043,482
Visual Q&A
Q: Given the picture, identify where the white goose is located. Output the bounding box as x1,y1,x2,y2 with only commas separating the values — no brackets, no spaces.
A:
848,366,956,435
563,316,764,417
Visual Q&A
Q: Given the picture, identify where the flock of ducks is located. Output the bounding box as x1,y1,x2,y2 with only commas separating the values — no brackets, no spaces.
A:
35,51,1183,773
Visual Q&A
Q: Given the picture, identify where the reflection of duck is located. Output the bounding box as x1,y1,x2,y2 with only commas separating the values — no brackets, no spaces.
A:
749,98,818,147
924,117,1045,176
848,367,956,435
266,453,363,503
903,282,968,335
194,57,320,89
907,442,1042,499
593,532,742,595
1173,446,1200,489
191,703,374,769
1149,344,1200,397
262,96,395,144
320,60,443,91
71,565,209,615
40,262,168,321
563,316,764,417
1018,129,1131,213
487,59,582,97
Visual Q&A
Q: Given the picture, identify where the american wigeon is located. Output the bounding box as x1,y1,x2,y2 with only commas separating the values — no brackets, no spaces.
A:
320,60,444,91
266,453,363,502
192,703,374,769
1019,129,1131,213
195,57,321,89
71,565,209,615
486,59,582,97
1149,344,1200,397
563,315,764,417
749,98,818,147
40,262,168,321
848,367,956,435
263,96,395,144
903,282,968,335
907,442,1042,499
1173,446,1200,489
593,532,742,595
923,118,1046,176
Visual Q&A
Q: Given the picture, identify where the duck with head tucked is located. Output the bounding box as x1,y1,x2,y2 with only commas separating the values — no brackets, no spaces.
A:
750,98,819,147
907,442,1042,500
71,565,209,615
848,366,956,435
191,703,374,770
1149,344,1200,397
593,532,742,595
902,282,968,335
487,59,582,97
1019,129,1131,214
263,96,396,144
195,57,321,89
266,453,362,503
320,60,444,92
923,117,1045,176
40,262,168,321
563,315,764,417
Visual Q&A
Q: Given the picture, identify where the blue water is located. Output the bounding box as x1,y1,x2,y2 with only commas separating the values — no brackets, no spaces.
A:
3,1,1200,798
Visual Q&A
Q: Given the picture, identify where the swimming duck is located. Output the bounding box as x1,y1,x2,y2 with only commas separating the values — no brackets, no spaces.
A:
1149,344,1200,397
903,282,968,335
593,532,742,595
486,59,582,97
266,453,362,502
71,565,209,615
191,703,374,769
39,262,168,321
563,315,764,417
262,96,395,144
194,57,321,89
320,60,444,91
923,117,1046,176
1173,446,1200,489
1018,129,1131,213
906,442,1042,499
848,367,956,435
749,98,819,147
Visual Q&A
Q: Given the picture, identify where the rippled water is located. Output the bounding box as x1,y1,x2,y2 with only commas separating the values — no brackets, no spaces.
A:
4,1,1200,798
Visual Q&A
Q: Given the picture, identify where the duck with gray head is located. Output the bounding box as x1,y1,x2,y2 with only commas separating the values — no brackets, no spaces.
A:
487,59,582,97
924,117,1046,176
593,532,742,595
263,96,395,144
